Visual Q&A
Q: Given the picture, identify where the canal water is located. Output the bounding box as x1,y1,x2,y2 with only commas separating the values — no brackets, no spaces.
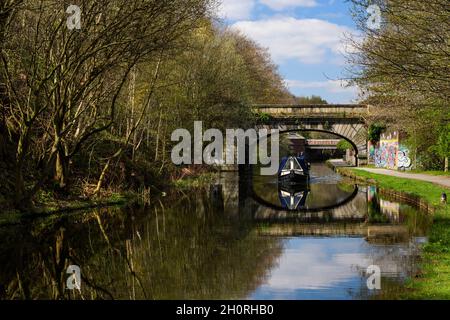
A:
0,164,432,299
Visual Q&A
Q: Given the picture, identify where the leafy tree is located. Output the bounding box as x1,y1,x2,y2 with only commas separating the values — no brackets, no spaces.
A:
337,139,353,151
347,0,449,170
437,124,450,171
367,123,385,143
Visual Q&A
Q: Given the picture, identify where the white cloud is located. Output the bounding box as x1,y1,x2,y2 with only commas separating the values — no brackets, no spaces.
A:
286,79,359,96
231,17,354,64
253,238,417,296
260,0,317,11
218,0,256,20
260,241,372,291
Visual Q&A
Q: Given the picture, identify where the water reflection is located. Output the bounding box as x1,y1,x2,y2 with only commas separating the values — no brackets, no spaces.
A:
252,163,359,212
0,197,288,299
0,164,432,300
278,184,309,210
250,237,425,300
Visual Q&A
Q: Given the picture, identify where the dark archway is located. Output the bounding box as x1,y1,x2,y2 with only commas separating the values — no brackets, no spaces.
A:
255,128,359,170
279,129,359,167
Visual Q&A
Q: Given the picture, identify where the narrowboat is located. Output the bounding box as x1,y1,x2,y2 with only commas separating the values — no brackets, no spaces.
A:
278,155,310,185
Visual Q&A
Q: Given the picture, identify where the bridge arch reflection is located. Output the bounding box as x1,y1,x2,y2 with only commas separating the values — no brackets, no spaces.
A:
250,183,359,214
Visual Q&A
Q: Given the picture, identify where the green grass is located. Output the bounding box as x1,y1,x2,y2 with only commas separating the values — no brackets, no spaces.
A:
338,167,450,299
0,192,134,227
173,172,217,189
343,168,446,206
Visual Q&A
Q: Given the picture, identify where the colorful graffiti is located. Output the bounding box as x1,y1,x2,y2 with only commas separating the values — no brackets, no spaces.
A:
397,145,412,170
368,142,376,164
374,132,412,170
367,185,377,202
375,133,398,169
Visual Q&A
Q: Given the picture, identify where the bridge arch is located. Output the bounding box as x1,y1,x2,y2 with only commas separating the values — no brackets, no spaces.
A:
253,104,369,165
277,128,360,166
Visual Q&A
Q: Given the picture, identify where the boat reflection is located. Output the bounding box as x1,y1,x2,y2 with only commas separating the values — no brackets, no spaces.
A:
278,183,309,210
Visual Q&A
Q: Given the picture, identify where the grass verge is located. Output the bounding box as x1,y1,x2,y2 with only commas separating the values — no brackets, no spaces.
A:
0,192,136,227
337,167,450,299
172,172,217,189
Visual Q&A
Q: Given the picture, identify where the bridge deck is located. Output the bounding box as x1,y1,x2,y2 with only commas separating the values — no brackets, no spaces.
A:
254,104,368,118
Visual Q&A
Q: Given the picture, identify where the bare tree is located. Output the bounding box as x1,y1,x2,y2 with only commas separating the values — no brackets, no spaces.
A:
1,0,210,209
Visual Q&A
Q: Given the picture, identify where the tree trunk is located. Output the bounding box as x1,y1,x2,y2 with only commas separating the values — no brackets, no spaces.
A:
154,109,162,161
14,164,28,209
94,158,112,195
94,148,123,195
54,150,67,189
14,127,34,211
445,157,449,172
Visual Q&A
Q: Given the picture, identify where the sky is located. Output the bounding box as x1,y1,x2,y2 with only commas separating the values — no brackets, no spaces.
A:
217,0,360,104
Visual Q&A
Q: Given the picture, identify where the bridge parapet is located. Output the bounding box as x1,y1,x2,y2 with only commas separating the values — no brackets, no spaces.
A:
254,104,368,118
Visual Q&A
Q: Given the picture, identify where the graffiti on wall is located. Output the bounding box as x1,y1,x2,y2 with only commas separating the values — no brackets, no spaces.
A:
375,135,398,169
368,142,376,164
374,132,412,170
397,146,412,170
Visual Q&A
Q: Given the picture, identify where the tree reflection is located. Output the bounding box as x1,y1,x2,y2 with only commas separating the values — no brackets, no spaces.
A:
0,191,283,300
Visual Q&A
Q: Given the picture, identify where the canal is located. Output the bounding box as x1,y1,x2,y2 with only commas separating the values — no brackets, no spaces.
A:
0,164,432,299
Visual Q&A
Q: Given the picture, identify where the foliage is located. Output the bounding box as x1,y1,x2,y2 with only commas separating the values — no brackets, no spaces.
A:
336,139,353,151
0,1,292,211
348,0,449,171
437,123,450,159
367,123,385,143
256,112,272,122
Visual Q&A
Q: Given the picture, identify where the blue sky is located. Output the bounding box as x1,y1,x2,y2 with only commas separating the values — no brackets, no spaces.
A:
218,0,360,103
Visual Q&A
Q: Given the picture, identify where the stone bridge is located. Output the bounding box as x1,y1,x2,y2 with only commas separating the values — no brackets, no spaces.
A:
214,174,409,243
253,104,369,166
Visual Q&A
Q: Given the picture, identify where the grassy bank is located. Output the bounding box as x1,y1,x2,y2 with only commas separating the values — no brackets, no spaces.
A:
172,172,218,189
337,167,450,299
0,192,136,227
0,171,219,227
